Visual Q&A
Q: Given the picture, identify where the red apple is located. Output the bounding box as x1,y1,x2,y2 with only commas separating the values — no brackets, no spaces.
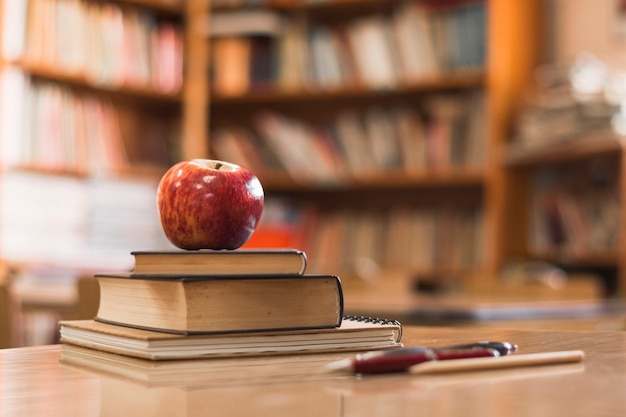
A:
156,159,264,250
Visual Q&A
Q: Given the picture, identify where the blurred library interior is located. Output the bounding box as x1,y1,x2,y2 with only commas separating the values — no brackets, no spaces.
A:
1,0,626,348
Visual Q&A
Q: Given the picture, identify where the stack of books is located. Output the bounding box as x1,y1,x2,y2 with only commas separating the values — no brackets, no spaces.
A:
59,249,402,360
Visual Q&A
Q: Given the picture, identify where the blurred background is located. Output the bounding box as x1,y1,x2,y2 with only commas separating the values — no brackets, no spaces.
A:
1,0,626,348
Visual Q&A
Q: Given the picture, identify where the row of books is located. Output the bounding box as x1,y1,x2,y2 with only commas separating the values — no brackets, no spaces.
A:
0,170,170,272
0,68,180,176
529,168,620,257
211,93,485,183
247,201,484,277
210,1,486,95
0,68,126,175
59,249,403,360
512,55,618,150
2,0,183,93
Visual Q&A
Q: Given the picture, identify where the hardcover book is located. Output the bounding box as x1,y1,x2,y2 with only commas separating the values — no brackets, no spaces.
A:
130,248,307,276
95,273,342,333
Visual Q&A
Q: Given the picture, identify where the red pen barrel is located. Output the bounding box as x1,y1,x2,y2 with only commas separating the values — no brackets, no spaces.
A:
351,348,499,374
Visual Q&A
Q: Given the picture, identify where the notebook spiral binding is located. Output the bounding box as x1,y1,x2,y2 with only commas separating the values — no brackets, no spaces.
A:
343,315,403,342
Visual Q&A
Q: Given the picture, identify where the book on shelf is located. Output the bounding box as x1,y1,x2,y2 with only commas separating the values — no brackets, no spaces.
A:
94,272,343,334
151,21,184,93
247,36,276,90
209,9,284,38
130,248,307,276
253,111,341,182
211,35,277,96
208,10,282,96
276,17,314,91
391,3,439,80
211,36,253,96
59,316,403,360
209,126,288,179
346,15,400,90
1,0,29,60
309,24,347,88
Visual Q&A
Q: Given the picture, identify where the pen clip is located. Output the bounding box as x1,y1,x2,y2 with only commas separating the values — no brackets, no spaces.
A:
435,341,518,356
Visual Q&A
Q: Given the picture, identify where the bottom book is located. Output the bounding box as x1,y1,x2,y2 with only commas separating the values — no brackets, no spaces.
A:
60,344,354,388
58,316,403,360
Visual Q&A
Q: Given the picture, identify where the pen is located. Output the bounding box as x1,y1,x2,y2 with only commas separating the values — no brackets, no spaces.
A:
327,346,501,374
410,350,585,374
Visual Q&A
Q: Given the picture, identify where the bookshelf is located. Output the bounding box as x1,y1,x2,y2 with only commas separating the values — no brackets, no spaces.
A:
502,131,625,297
0,0,553,294
0,0,192,176
205,0,546,288
495,0,626,297
0,0,210,272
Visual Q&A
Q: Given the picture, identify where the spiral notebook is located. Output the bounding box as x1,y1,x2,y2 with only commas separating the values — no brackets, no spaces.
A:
59,316,403,360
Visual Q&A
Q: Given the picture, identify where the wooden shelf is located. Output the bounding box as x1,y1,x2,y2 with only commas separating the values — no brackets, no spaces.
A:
528,249,620,268
215,0,397,13
260,169,486,192
502,132,623,168
13,60,182,105
214,0,470,15
501,129,625,295
211,72,486,105
347,170,486,189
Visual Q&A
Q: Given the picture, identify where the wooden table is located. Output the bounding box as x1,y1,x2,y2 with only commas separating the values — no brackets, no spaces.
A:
1,326,625,416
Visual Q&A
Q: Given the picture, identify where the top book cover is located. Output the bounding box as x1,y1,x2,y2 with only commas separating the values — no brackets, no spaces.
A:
130,248,308,276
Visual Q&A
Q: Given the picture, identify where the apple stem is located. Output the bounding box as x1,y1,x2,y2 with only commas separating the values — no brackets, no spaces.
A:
215,162,223,170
